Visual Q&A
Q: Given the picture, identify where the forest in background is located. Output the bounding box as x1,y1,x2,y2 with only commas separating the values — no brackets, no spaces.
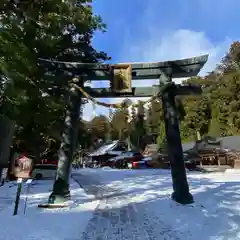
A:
0,1,240,157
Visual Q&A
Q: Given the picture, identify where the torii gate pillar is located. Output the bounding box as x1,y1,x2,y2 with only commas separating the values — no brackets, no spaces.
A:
160,74,202,204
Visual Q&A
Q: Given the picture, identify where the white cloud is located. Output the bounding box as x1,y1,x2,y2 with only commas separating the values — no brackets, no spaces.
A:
121,29,233,82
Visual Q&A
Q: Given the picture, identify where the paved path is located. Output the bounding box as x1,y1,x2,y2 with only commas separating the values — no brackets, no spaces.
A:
72,172,182,240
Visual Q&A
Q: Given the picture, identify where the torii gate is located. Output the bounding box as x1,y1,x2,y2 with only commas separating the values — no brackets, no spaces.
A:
38,54,208,207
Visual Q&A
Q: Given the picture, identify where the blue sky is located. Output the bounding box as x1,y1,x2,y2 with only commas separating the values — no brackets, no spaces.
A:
82,0,239,120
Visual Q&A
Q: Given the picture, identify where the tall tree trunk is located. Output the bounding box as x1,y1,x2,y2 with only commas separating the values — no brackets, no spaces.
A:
48,82,82,204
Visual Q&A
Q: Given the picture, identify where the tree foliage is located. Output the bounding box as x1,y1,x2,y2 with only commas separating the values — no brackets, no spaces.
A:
1,1,240,155
87,115,109,140
0,0,108,157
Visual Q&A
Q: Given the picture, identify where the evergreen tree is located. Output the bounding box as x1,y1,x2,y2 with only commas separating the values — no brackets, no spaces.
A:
0,0,109,156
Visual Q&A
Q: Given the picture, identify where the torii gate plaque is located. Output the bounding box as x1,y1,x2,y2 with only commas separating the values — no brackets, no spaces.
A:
39,54,208,207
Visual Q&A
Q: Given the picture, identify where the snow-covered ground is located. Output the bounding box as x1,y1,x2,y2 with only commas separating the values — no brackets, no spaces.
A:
74,168,240,240
0,169,239,240
0,178,99,240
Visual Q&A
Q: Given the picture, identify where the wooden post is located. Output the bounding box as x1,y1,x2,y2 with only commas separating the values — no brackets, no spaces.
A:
13,178,23,215
200,156,203,167
217,154,220,166
161,81,194,204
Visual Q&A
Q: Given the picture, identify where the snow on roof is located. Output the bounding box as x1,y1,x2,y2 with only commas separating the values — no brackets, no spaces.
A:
108,152,135,160
89,141,119,156
183,136,240,152
107,151,123,156
142,156,152,161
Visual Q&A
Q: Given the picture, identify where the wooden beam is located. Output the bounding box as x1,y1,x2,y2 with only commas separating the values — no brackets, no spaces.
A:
84,86,159,98
39,55,208,80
